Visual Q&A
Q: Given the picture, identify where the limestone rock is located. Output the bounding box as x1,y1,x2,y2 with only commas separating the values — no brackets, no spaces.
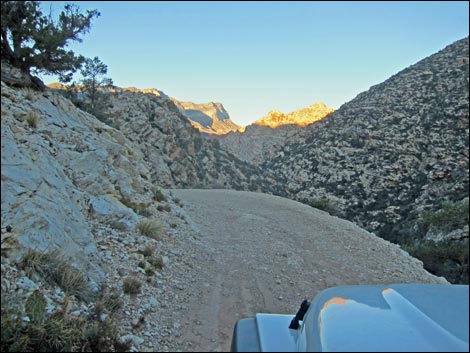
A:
172,99,244,135
0,78,158,284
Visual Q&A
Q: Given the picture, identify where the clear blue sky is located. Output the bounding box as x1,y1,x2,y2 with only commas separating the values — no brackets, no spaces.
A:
40,1,469,126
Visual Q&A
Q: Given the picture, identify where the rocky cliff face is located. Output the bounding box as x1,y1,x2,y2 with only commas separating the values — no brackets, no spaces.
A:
1,80,147,287
262,37,469,282
171,99,244,135
218,102,334,165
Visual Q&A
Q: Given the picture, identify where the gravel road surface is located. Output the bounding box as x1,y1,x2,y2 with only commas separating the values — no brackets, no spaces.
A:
157,189,446,352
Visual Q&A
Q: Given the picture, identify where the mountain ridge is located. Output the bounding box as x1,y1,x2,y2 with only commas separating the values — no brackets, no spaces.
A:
254,102,334,128
217,102,334,164
171,98,244,135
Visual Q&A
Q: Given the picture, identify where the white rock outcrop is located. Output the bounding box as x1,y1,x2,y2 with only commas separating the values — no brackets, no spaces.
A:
1,80,155,286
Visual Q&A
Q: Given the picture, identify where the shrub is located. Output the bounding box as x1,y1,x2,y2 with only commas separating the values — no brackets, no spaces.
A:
138,245,154,257
309,198,330,211
404,238,469,284
153,189,167,202
137,219,163,240
157,204,171,213
1,298,28,352
421,198,469,232
173,197,182,207
148,255,164,270
144,267,155,277
1,294,125,352
122,276,142,295
121,197,151,216
137,207,152,217
108,219,129,232
42,309,85,351
308,197,340,216
93,289,122,318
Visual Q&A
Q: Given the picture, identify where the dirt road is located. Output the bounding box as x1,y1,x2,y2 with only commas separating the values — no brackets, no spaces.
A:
159,189,446,352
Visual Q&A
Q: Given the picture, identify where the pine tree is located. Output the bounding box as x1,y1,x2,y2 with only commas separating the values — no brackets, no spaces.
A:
1,1,99,87
80,56,113,111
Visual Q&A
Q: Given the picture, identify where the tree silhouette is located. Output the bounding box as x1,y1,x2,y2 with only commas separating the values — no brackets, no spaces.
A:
80,56,113,111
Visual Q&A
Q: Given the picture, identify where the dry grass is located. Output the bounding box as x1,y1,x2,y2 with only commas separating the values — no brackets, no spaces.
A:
1,293,127,352
53,264,91,301
121,197,151,216
21,249,92,302
137,219,163,240
95,290,123,315
23,88,35,101
21,249,51,278
148,255,164,270
122,276,142,295
25,111,39,128
3,258,127,351
137,244,154,257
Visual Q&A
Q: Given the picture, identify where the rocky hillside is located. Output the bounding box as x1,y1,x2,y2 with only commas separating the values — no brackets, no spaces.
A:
171,99,244,135
0,62,285,352
263,37,469,283
0,69,206,351
51,85,274,192
218,124,307,165
218,102,334,164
